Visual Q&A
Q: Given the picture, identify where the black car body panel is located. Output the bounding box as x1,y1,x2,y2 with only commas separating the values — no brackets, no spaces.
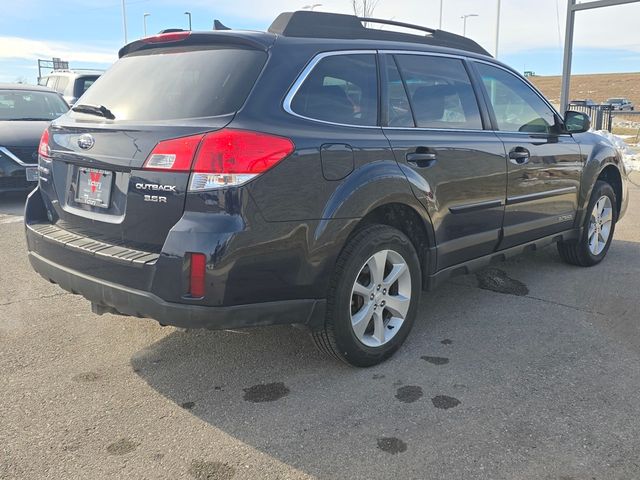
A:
25,12,629,330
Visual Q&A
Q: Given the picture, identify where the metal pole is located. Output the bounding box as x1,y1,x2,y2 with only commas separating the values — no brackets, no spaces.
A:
184,12,192,31
494,0,501,58
560,0,576,113
463,16,467,36
439,0,443,29
121,0,128,44
143,13,150,37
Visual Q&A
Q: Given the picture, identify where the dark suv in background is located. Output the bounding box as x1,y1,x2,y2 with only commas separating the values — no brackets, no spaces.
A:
25,11,628,366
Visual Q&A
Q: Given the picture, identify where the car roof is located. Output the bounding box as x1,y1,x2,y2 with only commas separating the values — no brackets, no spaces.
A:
41,70,103,78
120,10,492,59
0,83,59,92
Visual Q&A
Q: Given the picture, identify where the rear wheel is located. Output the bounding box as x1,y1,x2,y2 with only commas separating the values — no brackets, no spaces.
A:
312,225,421,367
558,180,617,266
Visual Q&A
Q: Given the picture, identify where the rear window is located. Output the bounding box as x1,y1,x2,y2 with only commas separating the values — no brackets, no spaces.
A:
75,46,267,121
0,89,69,121
74,76,100,98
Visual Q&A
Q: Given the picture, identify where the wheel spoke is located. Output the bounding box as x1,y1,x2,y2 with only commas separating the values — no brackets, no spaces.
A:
352,281,370,298
367,251,387,286
372,311,385,344
351,301,374,340
383,262,407,288
385,294,410,319
601,208,613,225
588,223,596,240
597,198,606,216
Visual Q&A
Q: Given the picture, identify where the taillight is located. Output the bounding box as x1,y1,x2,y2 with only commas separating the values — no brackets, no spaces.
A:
189,253,206,298
38,129,51,158
189,129,294,191
142,31,191,43
143,134,204,171
142,129,295,191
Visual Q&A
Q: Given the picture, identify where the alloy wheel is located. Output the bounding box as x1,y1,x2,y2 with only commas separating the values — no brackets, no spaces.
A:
349,249,412,348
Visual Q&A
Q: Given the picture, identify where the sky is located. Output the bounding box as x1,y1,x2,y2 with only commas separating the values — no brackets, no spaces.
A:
1,0,639,84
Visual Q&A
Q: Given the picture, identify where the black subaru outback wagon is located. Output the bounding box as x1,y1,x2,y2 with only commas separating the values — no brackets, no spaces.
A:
26,11,629,366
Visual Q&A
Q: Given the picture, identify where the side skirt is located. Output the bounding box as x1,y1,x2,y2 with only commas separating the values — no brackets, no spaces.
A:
424,228,581,291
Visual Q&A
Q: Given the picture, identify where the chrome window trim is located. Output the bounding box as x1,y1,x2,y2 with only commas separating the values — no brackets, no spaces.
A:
282,50,381,129
0,146,37,167
282,49,568,135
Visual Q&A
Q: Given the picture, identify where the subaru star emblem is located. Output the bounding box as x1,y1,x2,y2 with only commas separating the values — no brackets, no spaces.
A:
77,134,95,150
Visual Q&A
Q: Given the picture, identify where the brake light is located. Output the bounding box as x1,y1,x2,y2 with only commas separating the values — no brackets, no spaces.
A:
142,31,191,43
189,253,206,298
38,129,51,158
189,129,295,190
143,134,204,171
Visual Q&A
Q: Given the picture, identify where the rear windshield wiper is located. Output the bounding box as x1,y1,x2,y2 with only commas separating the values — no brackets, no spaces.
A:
71,103,115,120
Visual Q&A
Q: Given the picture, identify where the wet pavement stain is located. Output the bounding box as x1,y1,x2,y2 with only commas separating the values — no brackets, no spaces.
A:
72,372,99,383
372,374,385,380
431,395,461,410
441,339,453,345
395,385,423,403
476,267,529,296
377,437,407,454
243,382,289,403
106,438,139,455
421,356,449,365
181,401,195,410
188,460,236,480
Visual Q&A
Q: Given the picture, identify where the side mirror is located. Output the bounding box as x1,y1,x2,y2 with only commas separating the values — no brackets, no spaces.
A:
564,110,591,133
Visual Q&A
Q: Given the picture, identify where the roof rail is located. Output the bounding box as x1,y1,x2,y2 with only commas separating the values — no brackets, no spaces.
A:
268,11,491,57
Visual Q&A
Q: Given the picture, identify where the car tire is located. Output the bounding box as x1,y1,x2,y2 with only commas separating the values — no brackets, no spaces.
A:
557,180,617,267
312,224,422,367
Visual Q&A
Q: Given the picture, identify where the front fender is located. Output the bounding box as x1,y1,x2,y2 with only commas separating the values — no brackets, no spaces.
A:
572,131,628,226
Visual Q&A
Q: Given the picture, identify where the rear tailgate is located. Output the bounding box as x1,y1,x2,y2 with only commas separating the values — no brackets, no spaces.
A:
39,42,269,251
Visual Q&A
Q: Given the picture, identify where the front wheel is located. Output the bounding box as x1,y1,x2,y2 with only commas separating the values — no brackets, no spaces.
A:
558,180,617,266
312,225,422,367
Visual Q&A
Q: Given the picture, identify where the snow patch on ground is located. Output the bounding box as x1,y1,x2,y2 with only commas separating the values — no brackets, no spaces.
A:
592,130,640,172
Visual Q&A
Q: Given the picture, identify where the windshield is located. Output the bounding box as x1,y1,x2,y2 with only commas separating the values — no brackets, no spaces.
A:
607,98,623,103
75,46,267,121
0,89,69,121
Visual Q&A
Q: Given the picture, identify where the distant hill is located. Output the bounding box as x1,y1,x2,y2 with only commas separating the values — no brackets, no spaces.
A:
529,72,640,107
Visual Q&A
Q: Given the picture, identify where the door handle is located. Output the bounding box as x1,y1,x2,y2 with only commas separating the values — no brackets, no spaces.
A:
509,148,530,165
406,152,437,168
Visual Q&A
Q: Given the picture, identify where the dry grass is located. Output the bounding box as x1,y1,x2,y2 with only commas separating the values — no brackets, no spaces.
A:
529,72,640,107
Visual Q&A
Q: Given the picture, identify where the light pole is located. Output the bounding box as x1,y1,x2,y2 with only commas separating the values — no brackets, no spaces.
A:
460,13,478,37
438,0,443,29
184,11,192,31
302,4,322,10
143,13,150,37
121,0,128,44
494,0,501,58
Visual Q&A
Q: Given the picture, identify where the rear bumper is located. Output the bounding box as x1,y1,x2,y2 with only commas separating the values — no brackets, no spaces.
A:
28,250,325,329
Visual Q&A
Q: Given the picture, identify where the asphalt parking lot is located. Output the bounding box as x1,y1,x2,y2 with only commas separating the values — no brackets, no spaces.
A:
2,177,640,480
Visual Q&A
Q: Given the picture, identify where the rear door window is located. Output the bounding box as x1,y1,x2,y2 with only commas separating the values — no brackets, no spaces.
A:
75,46,267,121
393,54,483,130
290,54,378,126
